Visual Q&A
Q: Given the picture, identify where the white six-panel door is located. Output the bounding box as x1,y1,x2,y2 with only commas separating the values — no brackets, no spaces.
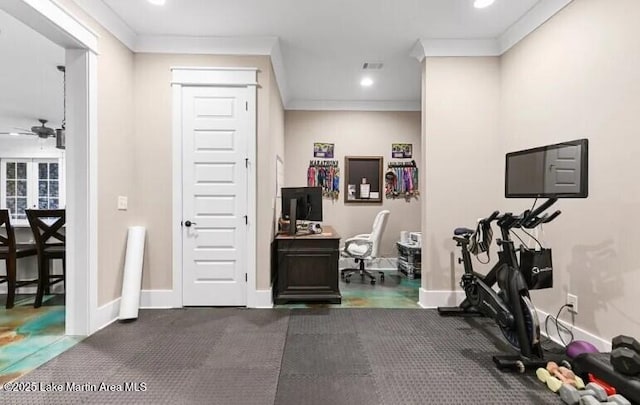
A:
181,86,249,306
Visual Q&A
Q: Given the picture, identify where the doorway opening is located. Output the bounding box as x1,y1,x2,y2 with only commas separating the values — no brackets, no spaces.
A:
0,0,98,381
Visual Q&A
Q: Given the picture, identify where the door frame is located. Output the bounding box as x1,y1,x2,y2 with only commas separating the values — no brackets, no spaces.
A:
171,67,258,308
1,0,99,335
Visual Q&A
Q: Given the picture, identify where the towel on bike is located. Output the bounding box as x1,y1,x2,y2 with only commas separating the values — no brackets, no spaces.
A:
469,219,493,258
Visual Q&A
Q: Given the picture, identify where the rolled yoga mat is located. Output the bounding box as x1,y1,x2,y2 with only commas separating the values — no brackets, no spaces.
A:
119,226,146,321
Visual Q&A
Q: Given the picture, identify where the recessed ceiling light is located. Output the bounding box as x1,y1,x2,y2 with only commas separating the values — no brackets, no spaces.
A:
8,132,19,136
148,0,166,5
474,0,495,9
360,77,374,87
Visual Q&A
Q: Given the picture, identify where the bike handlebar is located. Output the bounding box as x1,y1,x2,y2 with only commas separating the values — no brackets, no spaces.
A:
478,199,561,231
544,210,561,223
522,198,558,224
525,213,548,228
480,210,500,224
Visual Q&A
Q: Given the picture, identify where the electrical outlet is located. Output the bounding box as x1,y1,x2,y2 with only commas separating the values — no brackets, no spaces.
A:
567,293,578,314
117,196,128,211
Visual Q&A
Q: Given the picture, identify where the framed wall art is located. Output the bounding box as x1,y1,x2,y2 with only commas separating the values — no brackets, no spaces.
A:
313,142,335,158
392,143,412,159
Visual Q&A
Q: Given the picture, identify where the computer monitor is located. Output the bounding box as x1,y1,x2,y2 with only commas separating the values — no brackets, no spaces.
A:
281,186,323,221
281,187,322,235
505,139,588,198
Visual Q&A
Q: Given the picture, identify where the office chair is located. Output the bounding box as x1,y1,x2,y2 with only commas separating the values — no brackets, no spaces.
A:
340,210,390,285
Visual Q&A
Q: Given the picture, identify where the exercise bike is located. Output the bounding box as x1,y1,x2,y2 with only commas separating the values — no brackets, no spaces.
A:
438,198,561,372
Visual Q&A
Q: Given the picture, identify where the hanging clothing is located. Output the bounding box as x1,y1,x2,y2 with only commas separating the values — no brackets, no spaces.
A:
307,161,340,200
385,163,419,200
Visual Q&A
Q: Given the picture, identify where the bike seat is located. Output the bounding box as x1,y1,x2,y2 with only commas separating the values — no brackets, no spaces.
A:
454,227,474,236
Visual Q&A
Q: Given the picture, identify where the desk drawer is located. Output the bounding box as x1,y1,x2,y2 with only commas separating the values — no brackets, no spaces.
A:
277,238,338,251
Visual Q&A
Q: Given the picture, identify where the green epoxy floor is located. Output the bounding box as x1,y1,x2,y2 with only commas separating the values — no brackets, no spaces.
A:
0,295,81,385
340,271,420,308
283,268,421,309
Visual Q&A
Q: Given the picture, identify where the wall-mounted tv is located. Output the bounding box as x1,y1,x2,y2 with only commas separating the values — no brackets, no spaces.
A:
505,139,588,198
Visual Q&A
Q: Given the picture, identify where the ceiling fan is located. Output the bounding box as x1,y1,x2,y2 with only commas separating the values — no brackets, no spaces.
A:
30,119,56,138
0,119,56,138
0,66,66,148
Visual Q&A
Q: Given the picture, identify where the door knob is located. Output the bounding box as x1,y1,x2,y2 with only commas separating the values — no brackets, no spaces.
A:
184,220,197,227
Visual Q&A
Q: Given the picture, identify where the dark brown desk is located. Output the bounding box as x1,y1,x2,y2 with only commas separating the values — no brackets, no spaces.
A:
273,226,341,304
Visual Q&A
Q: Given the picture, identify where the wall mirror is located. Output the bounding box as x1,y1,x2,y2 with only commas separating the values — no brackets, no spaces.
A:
344,156,383,203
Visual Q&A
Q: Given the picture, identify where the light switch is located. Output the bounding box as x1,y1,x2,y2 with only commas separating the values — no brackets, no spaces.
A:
117,196,128,210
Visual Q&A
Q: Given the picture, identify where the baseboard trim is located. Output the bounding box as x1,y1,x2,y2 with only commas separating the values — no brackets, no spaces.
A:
418,288,465,308
140,289,175,308
86,288,278,334
536,308,612,352
251,288,273,308
136,288,273,309
93,290,174,332
93,297,121,332
418,288,611,351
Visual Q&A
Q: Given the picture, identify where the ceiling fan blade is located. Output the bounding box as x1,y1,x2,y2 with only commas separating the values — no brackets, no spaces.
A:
0,131,33,136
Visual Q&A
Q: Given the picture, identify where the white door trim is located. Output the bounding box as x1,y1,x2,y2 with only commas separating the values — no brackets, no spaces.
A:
0,0,99,335
2,0,98,53
171,67,258,308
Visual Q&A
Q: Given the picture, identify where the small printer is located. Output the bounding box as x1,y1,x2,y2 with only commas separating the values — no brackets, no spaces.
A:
409,232,422,246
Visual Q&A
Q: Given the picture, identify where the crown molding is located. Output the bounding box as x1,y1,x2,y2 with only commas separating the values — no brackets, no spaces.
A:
499,0,573,54
412,39,500,60
287,99,420,112
134,35,278,55
67,0,134,49
409,39,426,61
412,0,574,61
69,0,573,109
68,1,289,103
135,35,287,107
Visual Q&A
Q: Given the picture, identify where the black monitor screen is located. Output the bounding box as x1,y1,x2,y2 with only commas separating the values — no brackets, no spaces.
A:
281,187,323,221
505,138,588,198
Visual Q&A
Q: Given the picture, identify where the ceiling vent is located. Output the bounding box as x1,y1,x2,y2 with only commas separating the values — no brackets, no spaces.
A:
362,62,383,70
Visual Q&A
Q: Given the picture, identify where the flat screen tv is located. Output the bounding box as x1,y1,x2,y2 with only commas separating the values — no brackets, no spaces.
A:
505,139,588,198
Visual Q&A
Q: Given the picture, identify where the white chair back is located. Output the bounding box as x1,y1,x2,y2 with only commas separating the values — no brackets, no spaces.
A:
369,210,390,258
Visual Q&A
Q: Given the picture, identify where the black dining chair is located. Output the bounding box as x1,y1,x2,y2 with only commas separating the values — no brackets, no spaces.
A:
0,209,38,308
25,209,65,308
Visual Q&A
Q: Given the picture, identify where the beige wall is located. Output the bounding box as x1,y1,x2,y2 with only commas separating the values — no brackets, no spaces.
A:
284,111,422,256
423,0,640,340
422,57,502,291
500,0,640,339
51,3,285,302
56,1,136,306
133,54,282,291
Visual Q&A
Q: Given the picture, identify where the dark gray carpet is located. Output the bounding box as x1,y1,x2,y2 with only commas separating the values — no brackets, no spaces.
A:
1,308,560,404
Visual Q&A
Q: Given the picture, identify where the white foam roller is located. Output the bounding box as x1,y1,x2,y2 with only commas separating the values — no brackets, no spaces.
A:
119,226,146,321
